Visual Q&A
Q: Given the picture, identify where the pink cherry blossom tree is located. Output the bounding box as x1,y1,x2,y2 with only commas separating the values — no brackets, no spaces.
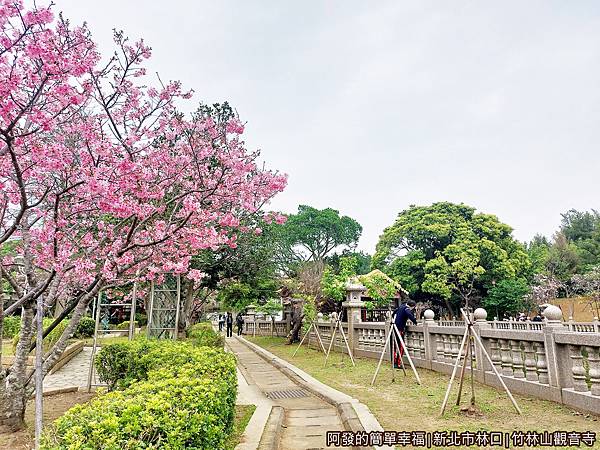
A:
0,1,286,430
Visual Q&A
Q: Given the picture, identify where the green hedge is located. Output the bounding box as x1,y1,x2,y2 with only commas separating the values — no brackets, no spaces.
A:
135,312,148,326
6,315,95,343
115,320,137,331
75,316,96,338
12,318,68,349
42,340,237,449
2,315,21,338
186,322,224,348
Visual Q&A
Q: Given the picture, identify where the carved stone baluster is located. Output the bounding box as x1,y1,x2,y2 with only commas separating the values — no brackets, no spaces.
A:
523,341,538,382
570,345,588,392
511,340,524,378
419,333,426,359
436,334,444,361
489,338,501,371
586,346,600,396
499,339,513,376
443,335,451,362
406,332,414,356
450,335,459,362
535,342,549,384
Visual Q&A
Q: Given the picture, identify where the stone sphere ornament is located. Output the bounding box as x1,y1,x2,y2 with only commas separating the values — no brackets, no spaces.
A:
542,304,563,321
424,309,435,320
473,308,488,321
317,312,323,321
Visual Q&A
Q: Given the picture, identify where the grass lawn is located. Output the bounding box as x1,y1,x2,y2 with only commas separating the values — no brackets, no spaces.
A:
226,404,256,449
249,336,599,450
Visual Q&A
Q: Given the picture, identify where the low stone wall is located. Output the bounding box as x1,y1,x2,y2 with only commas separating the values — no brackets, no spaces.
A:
1,340,84,373
245,314,600,416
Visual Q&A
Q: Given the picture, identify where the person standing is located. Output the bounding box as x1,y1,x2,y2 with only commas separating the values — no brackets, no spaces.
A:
236,313,245,336
218,314,225,332
226,312,233,337
391,300,417,368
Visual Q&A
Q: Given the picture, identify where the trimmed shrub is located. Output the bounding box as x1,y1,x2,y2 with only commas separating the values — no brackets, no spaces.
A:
2,315,21,338
134,312,147,326
42,340,237,450
115,320,137,330
12,318,69,349
75,316,96,338
95,339,234,391
186,322,224,348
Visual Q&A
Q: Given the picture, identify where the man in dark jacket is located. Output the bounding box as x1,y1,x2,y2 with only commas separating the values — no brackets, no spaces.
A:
391,300,417,368
236,313,245,336
226,312,233,337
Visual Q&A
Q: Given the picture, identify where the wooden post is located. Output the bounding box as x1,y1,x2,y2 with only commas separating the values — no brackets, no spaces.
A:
34,294,44,449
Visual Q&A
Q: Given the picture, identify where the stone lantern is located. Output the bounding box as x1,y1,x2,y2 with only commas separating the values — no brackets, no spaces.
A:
342,278,366,353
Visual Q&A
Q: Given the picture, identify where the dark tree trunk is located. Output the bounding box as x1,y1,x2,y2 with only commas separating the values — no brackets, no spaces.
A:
286,307,304,344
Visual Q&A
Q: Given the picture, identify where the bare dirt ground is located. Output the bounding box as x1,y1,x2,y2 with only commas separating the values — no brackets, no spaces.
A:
0,391,95,450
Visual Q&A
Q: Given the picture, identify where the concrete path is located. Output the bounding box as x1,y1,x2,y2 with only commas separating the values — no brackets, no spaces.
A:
44,347,93,391
227,337,350,450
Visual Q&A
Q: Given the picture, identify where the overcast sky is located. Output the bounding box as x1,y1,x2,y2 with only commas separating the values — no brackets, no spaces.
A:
53,1,600,253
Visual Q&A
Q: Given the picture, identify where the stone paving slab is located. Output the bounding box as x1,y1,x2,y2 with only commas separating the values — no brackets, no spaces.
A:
43,346,94,391
227,337,352,450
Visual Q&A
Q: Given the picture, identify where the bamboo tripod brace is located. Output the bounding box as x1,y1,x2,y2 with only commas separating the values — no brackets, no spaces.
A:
371,319,421,385
440,308,522,415
292,318,327,356
323,314,355,367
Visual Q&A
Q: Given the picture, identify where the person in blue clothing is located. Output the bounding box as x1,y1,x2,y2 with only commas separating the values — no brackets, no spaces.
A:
391,300,417,368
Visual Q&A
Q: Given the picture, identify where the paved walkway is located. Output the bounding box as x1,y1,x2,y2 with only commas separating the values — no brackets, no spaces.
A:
227,337,350,450
44,347,93,391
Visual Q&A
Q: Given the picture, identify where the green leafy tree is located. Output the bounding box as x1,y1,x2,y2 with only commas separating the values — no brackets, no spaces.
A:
483,278,531,319
216,277,278,313
546,232,581,282
256,299,283,337
358,269,404,309
186,218,281,324
525,234,551,277
325,250,371,275
273,205,362,276
373,202,530,314
559,209,600,270
321,256,359,303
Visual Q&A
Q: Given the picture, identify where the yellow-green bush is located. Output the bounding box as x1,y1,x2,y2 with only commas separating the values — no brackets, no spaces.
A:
12,318,68,348
2,315,21,338
186,322,224,348
42,339,237,449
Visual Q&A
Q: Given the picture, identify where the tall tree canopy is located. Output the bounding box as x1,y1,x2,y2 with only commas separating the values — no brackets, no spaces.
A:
272,205,362,276
372,202,530,313
559,209,600,269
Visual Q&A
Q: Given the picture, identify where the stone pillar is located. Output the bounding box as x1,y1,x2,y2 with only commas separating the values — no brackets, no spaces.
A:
541,304,563,388
422,309,435,363
246,304,256,335
472,307,490,380
343,281,366,355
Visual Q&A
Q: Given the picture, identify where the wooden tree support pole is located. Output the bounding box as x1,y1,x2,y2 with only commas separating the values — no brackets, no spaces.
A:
293,321,314,357
34,294,44,450
393,323,421,384
440,326,469,416
371,321,394,385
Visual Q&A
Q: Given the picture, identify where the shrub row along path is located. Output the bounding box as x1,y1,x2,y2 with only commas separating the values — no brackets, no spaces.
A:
226,336,350,450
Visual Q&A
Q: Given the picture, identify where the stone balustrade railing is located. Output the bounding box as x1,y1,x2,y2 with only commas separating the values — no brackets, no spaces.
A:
243,306,600,416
